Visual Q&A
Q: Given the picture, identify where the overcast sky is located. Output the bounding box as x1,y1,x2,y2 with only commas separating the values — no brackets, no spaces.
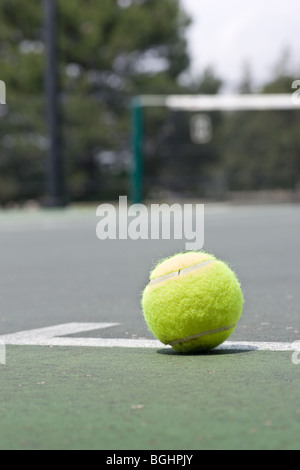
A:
180,0,300,91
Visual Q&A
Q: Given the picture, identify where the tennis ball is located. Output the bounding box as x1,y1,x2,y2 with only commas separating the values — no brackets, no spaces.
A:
142,251,244,353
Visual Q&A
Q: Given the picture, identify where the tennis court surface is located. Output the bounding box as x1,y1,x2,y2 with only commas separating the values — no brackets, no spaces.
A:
0,203,299,450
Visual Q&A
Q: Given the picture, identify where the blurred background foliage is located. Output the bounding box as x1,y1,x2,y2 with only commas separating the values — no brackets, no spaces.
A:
0,0,299,205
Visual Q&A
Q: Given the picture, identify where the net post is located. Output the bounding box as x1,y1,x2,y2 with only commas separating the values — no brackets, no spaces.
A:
44,0,65,207
130,97,143,204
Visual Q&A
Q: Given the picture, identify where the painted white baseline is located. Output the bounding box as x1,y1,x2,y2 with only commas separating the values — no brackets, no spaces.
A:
0,323,296,351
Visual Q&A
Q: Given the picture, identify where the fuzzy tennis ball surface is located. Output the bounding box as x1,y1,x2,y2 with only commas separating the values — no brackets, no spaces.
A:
142,251,244,353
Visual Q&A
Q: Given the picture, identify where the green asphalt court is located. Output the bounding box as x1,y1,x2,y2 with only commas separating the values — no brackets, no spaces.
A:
0,203,300,451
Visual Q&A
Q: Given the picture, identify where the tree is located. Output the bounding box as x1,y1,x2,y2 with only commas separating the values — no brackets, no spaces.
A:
222,71,300,192
188,66,223,95
237,61,254,94
0,0,191,204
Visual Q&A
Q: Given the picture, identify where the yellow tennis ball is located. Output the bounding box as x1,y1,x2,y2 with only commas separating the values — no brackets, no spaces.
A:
142,251,244,353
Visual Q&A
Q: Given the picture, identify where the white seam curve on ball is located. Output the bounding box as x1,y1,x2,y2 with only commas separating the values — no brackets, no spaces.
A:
148,259,215,286
169,323,237,346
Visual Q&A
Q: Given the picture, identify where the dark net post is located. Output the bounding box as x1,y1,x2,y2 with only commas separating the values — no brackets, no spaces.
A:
44,0,65,207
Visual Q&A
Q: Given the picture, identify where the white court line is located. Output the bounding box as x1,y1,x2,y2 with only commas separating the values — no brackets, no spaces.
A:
0,323,296,351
